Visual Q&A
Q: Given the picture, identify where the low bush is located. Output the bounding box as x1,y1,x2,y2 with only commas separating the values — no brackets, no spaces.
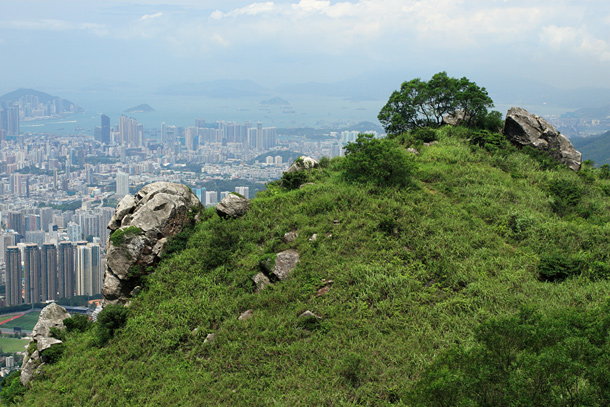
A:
93,304,128,347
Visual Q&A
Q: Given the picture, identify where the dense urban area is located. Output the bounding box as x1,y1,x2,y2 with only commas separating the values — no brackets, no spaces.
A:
0,91,381,376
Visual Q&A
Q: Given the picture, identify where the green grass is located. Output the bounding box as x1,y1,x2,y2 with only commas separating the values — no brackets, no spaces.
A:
0,337,29,354
14,127,610,406
1,312,40,331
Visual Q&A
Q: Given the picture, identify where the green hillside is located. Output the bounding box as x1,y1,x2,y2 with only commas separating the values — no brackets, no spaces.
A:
572,131,610,165
8,127,610,406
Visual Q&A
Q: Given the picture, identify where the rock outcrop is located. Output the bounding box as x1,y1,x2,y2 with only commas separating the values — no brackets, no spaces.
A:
103,182,203,305
441,110,469,126
272,249,300,281
503,107,582,171
21,303,71,386
216,193,250,219
286,156,319,173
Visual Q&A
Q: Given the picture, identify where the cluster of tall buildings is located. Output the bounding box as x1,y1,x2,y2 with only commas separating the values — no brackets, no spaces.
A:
95,114,143,147
5,241,102,306
192,120,277,150
0,102,19,139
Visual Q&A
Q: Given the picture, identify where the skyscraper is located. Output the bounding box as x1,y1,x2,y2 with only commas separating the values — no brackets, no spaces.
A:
5,246,21,306
41,243,57,301
75,243,101,296
116,172,130,197
101,114,111,145
23,244,41,304
58,242,74,299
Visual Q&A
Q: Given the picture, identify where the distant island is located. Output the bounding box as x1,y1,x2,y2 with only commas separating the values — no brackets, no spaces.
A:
260,97,290,106
124,104,155,113
0,88,82,116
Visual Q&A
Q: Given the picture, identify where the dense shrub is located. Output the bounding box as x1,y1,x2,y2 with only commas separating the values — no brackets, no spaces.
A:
63,314,92,333
470,130,510,154
0,371,25,404
538,253,584,282
342,134,416,188
409,305,610,406
548,178,583,216
40,343,66,364
281,170,309,190
94,304,128,347
412,127,437,143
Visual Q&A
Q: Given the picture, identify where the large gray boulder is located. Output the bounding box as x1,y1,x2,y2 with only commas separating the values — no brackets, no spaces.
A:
103,182,203,305
503,107,582,171
286,156,318,173
21,303,70,386
441,109,469,126
272,249,300,281
216,193,250,219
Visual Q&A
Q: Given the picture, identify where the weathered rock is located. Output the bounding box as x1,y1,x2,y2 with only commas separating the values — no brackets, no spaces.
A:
21,303,70,386
283,231,298,243
441,109,469,126
406,148,419,155
103,182,204,305
204,333,216,344
252,272,272,292
503,107,582,171
31,303,70,341
309,234,318,242
239,309,254,320
216,193,250,219
299,310,321,319
273,249,300,281
316,279,334,297
286,156,319,173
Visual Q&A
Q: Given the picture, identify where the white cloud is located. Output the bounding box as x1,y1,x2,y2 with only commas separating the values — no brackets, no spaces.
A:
141,12,163,20
541,25,610,62
211,2,275,19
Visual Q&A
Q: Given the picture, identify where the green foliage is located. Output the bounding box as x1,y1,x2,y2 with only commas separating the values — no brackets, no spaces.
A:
0,371,25,404
477,110,504,132
409,305,610,406
548,178,583,216
49,327,66,342
470,130,510,154
15,127,610,406
412,127,438,143
109,226,143,246
318,156,331,168
63,314,92,334
281,170,309,190
342,133,416,187
93,304,128,347
378,71,494,134
538,253,584,282
40,343,66,365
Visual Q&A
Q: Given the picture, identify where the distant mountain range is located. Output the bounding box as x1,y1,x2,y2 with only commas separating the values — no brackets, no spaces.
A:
158,73,610,111
571,131,610,165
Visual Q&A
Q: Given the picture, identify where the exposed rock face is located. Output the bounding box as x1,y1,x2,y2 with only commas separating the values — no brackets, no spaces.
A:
103,182,203,305
503,107,582,171
21,303,70,386
283,231,298,243
441,109,469,126
216,193,250,219
252,272,272,292
272,249,300,281
286,156,319,173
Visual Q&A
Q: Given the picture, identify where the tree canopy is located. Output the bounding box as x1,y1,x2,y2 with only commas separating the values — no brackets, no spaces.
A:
378,72,494,135
341,133,416,187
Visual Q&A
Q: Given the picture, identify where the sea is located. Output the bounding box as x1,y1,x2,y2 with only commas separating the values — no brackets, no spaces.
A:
19,91,387,138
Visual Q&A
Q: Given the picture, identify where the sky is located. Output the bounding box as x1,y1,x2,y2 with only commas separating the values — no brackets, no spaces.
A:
1,0,610,97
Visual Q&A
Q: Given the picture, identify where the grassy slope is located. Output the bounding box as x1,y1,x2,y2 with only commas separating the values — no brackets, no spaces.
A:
17,128,610,406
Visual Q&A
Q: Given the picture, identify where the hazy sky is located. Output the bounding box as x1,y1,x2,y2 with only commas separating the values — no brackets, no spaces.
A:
1,0,609,93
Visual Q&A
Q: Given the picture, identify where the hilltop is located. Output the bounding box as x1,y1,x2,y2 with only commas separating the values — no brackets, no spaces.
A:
7,121,610,405
0,89,81,112
124,104,155,114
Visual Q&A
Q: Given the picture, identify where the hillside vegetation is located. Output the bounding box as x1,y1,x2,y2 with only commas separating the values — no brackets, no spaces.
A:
7,123,610,406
